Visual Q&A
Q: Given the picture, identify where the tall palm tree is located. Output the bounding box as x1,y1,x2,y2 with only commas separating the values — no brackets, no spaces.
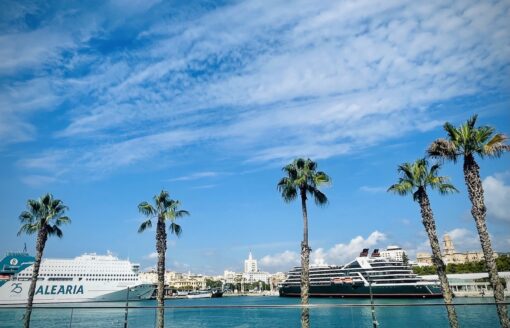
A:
388,159,459,328
138,190,189,328
428,115,510,327
277,158,330,328
18,193,71,328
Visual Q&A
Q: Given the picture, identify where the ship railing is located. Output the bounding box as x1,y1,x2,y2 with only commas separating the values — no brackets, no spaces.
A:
0,301,508,327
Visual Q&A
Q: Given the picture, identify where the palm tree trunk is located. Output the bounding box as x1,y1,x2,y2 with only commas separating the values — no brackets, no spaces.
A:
300,188,310,328
23,229,48,328
417,188,458,328
156,218,167,328
464,154,509,327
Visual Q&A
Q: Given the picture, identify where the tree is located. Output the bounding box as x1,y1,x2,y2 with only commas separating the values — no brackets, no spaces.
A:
277,158,330,328
402,253,409,267
18,193,71,328
388,158,459,328
138,190,189,328
428,115,510,327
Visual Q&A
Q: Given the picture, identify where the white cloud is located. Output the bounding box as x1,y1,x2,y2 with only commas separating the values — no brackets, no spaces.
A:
260,251,300,272
318,231,387,265
146,252,158,259
260,231,386,271
483,173,510,222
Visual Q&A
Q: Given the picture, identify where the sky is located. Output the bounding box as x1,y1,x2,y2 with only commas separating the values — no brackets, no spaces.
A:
0,0,509,275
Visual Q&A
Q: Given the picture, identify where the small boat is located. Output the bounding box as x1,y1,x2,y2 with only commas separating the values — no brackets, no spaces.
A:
211,289,223,298
186,290,212,299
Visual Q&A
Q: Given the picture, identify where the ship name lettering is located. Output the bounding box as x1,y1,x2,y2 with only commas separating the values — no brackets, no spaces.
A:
35,285,84,295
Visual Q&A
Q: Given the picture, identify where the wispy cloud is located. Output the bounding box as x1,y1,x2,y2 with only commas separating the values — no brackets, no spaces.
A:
169,171,221,182
359,186,387,193
2,0,509,180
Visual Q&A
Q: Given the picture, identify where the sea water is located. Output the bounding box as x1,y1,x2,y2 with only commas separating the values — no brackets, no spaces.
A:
0,297,505,327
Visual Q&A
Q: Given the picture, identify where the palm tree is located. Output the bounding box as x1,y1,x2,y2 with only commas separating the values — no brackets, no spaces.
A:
277,158,330,328
388,159,459,328
428,115,510,327
138,190,189,328
18,193,71,328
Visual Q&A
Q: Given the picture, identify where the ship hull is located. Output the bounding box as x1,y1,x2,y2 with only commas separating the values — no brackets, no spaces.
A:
0,280,155,305
279,283,443,298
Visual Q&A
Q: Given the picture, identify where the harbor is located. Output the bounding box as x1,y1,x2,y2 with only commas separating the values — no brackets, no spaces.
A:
0,297,506,328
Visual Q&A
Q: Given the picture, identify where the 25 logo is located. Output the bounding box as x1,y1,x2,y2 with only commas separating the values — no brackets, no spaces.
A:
10,283,22,294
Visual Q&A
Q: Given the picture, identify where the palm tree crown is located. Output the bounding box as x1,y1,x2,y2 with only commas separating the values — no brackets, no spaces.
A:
277,158,330,205
18,193,70,238
138,190,189,235
428,114,509,161
388,158,457,200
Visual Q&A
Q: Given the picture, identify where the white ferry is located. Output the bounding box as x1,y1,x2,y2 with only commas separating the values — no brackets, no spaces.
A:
0,252,155,305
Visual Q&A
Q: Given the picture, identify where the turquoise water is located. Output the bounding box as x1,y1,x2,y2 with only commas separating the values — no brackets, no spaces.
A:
0,297,505,327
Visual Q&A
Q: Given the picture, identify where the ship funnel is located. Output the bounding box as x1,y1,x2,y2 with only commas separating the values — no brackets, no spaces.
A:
359,248,369,257
371,249,380,257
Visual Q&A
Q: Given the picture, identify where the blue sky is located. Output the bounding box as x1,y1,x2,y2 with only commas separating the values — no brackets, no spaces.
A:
1,0,509,275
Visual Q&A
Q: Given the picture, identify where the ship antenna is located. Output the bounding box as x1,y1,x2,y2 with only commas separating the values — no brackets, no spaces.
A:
23,243,27,253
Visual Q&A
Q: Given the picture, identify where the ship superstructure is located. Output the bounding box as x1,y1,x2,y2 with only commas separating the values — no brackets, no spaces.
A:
279,248,442,298
0,252,154,304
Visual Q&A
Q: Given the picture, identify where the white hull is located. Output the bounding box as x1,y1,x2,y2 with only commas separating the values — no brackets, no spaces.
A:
0,280,154,305
186,292,212,299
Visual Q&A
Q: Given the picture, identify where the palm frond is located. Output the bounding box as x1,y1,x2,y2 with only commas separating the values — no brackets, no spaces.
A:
397,162,415,181
310,187,328,206
466,114,478,129
174,210,190,219
437,183,458,195
18,223,38,236
47,225,64,238
387,181,413,196
427,139,459,162
169,223,182,237
314,171,331,186
277,177,298,202
138,202,156,217
55,216,71,226
138,219,152,233
483,133,509,158
19,211,34,224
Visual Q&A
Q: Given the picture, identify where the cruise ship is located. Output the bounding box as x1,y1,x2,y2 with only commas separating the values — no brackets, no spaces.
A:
0,252,155,305
279,248,442,298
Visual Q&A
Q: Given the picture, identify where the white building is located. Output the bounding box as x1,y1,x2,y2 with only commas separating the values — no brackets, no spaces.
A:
242,271,270,284
241,252,270,283
380,245,406,262
244,251,258,273
223,270,237,284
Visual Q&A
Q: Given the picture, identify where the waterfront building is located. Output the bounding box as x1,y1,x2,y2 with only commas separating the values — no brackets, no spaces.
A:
241,252,270,283
421,272,510,297
139,270,206,290
171,273,206,290
244,251,258,273
223,270,236,284
380,245,406,262
416,234,497,266
269,272,287,291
